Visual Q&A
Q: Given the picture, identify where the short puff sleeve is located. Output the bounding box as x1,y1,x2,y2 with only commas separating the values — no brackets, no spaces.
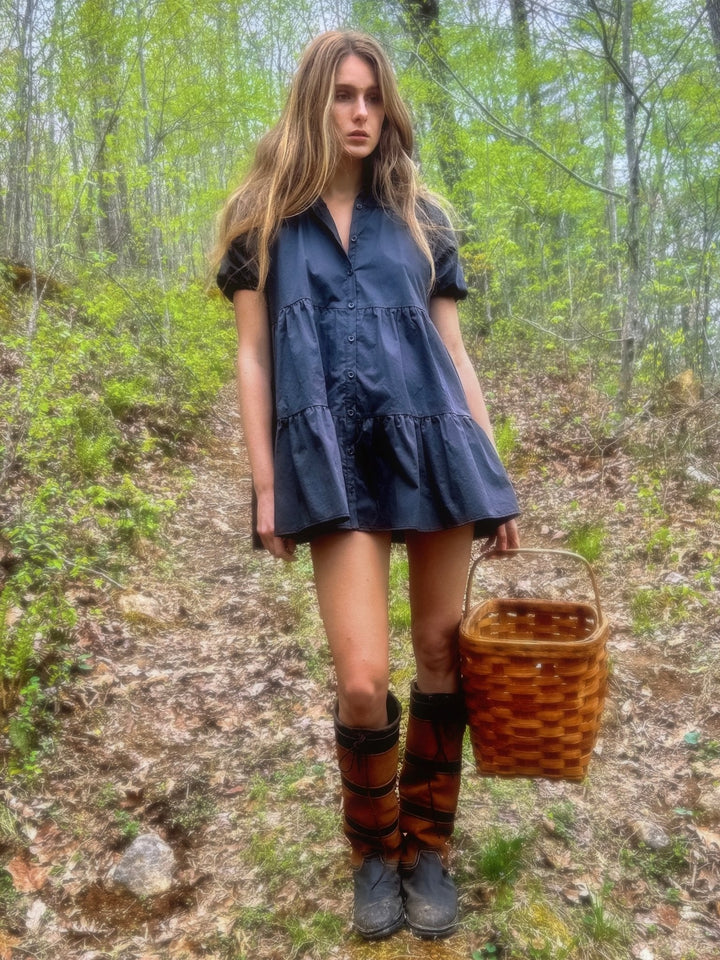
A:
424,203,468,302
216,233,259,301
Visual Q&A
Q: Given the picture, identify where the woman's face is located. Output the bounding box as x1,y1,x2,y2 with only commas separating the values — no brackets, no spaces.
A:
330,54,385,162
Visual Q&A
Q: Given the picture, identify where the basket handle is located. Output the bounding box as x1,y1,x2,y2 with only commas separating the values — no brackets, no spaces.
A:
463,547,604,621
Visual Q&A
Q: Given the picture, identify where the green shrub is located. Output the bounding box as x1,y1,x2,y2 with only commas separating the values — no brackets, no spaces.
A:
0,275,235,776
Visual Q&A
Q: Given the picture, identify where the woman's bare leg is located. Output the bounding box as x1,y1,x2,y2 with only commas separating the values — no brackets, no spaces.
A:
405,524,475,693
310,530,393,728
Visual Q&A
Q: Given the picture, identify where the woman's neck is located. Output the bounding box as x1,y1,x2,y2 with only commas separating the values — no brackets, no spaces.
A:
323,157,364,202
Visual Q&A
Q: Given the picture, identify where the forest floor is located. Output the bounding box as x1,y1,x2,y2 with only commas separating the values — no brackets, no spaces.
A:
2,366,720,960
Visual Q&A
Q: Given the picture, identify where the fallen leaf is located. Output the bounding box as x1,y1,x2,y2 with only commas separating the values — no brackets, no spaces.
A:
693,826,720,850
0,933,21,960
221,785,245,796
5,856,50,893
651,903,679,931
560,881,592,905
540,844,574,870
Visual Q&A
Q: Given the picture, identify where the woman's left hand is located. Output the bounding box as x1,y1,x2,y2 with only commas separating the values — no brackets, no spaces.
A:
489,519,520,552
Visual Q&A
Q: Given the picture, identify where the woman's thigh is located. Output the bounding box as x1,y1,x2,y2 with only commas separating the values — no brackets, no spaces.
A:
405,524,474,693
310,530,392,727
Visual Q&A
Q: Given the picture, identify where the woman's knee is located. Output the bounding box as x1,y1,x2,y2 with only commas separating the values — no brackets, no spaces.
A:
336,675,389,728
412,618,461,675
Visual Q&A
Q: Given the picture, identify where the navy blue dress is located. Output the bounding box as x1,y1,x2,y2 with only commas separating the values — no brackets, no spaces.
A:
217,192,519,543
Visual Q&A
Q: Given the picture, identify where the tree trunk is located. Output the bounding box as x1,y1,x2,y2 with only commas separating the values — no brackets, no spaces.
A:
136,3,170,334
618,0,642,411
706,0,720,67
509,0,540,123
400,0,466,196
6,0,37,276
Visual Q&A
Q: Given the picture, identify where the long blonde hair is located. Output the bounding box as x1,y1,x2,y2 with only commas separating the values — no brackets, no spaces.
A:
213,30,444,289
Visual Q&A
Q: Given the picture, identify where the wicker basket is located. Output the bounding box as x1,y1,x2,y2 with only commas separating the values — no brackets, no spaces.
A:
459,549,608,782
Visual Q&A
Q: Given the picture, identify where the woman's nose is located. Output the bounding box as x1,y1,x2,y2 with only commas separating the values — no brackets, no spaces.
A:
353,96,368,119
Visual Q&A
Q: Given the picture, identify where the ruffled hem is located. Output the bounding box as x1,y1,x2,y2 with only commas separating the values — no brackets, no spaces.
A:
273,405,350,537
273,408,519,543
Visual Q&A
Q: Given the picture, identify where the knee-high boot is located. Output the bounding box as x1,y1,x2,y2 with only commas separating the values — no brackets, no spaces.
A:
398,681,466,939
333,692,404,940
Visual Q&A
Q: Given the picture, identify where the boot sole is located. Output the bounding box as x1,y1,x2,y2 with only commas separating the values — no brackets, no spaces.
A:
406,914,458,940
353,910,405,940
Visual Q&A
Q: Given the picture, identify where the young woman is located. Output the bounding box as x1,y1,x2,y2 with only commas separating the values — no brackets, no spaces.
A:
215,30,519,941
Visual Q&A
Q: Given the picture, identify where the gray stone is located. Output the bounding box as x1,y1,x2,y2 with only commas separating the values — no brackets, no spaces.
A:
630,819,672,851
117,591,164,623
112,833,175,897
698,783,720,822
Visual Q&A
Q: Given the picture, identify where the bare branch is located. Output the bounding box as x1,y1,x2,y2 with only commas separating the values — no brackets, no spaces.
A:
398,11,626,201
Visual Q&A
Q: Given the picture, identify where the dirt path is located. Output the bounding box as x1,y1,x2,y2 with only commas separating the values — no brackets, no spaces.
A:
2,395,340,958
3,382,720,960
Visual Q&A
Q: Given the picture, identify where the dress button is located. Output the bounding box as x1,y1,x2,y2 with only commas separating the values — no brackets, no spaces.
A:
355,202,363,209
348,301,355,309
347,445,355,455
348,334,355,343
347,407,355,418
347,267,353,276
347,370,355,379
350,235,357,243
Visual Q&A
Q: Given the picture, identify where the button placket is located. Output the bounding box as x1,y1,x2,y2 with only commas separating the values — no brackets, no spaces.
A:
341,196,367,502
345,203,360,429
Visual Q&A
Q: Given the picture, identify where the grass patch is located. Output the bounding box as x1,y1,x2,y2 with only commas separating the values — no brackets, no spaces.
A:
620,836,690,885
248,822,338,895
566,521,606,563
580,884,630,949
225,905,345,960
389,548,411,637
630,583,706,637
471,826,535,886
544,799,577,844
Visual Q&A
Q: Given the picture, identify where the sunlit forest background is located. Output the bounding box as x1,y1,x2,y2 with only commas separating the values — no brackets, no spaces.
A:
4,0,720,399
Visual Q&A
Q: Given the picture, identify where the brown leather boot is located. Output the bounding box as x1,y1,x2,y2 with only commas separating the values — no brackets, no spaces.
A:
334,692,404,940
399,682,466,939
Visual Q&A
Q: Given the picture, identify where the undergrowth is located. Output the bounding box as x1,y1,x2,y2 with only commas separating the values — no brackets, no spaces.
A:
0,273,234,776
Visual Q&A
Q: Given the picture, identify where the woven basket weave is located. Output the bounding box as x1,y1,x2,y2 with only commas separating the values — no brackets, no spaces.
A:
459,549,608,782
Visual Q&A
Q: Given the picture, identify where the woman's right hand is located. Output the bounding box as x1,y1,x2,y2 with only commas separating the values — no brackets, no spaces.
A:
256,489,297,560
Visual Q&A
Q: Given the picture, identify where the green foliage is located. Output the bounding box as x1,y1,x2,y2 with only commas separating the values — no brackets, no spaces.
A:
683,730,720,762
0,275,234,774
114,810,141,842
630,583,706,637
473,946,500,960
3,0,720,405
389,549,411,636
1,585,76,714
566,521,606,563
494,415,519,464
544,800,577,844
620,836,689,884
472,826,534,886
580,884,629,946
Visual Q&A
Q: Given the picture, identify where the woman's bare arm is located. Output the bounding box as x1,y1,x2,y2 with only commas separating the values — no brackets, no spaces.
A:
429,296,519,551
233,288,295,560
